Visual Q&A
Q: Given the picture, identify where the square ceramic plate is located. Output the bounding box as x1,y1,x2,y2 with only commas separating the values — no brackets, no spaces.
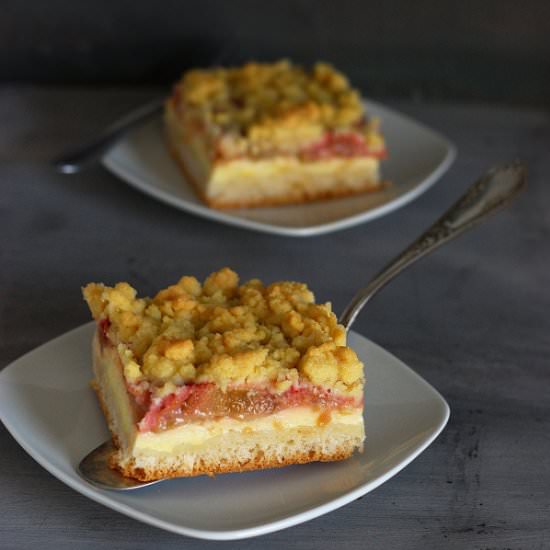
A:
0,323,449,540
102,101,455,237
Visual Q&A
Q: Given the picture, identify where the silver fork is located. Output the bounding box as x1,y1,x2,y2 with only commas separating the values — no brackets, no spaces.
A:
53,97,164,174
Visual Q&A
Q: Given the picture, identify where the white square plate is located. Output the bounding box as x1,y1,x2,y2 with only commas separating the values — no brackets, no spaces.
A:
102,101,455,237
0,323,449,540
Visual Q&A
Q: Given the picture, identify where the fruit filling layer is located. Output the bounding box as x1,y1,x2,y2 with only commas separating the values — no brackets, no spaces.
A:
299,131,386,161
135,382,361,433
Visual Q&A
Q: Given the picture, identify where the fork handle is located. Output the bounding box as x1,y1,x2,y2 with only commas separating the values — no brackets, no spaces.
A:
53,97,164,174
338,163,527,330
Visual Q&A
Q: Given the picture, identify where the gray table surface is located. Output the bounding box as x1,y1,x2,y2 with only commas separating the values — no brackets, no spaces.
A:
1,87,549,550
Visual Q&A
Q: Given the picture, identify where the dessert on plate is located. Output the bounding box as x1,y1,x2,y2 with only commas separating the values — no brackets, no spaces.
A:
83,268,365,481
165,60,387,208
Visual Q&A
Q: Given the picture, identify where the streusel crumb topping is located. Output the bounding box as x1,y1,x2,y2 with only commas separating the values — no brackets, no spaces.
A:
83,268,363,398
169,60,384,157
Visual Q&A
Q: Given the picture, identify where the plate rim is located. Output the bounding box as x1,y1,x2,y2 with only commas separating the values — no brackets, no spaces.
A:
0,323,450,540
102,100,456,238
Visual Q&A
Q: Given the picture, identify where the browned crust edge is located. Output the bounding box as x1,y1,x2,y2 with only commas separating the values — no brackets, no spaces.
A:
167,142,389,210
116,443,358,482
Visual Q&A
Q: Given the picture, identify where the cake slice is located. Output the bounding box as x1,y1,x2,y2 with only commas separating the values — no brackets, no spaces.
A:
165,60,387,208
83,268,365,481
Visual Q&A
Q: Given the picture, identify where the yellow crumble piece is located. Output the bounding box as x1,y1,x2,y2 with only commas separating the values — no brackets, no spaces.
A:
83,268,364,397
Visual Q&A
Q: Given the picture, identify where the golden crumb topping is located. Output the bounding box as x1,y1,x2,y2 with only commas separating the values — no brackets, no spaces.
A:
83,268,363,398
169,60,384,157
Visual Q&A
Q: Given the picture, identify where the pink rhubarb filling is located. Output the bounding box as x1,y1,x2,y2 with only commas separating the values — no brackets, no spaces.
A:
299,131,386,161
136,383,362,433
211,130,387,162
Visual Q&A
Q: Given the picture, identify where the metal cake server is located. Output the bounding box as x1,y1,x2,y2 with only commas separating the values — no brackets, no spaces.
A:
79,162,527,490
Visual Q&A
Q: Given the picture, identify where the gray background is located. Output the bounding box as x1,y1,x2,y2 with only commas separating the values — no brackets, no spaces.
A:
2,0,550,105
1,2,550,547
1,87,549,548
